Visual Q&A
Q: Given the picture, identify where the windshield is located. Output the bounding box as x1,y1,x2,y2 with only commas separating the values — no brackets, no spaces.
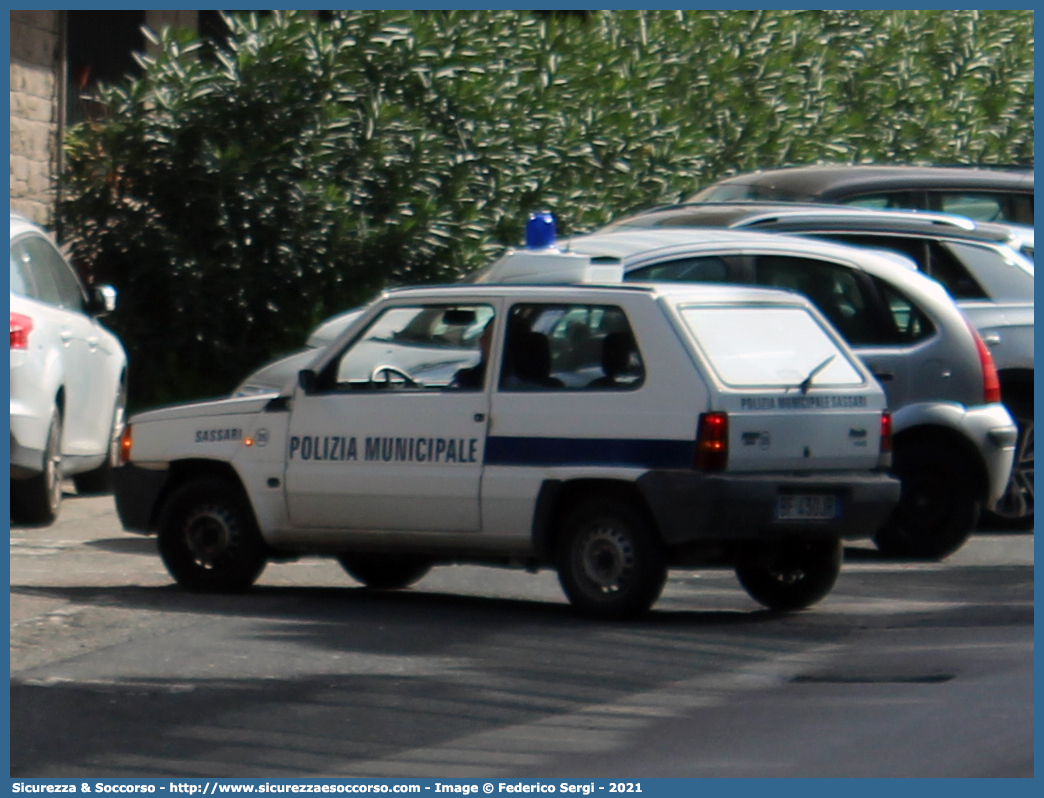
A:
678,304,864,389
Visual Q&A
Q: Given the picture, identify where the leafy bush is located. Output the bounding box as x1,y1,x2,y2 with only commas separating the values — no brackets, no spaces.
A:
59,10,1034,408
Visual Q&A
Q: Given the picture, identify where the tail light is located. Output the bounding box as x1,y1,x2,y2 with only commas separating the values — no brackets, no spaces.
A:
11,312,32,350
119,424,133,464
966,320,1001,404
878,411,893,469
695,412,728,471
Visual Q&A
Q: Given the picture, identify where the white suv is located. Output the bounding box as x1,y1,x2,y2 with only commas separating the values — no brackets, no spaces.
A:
10,214,128,525
113,273,899,618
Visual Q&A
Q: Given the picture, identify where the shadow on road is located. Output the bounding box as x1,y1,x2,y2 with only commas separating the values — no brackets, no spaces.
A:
83,536,157,555
11,581,781,637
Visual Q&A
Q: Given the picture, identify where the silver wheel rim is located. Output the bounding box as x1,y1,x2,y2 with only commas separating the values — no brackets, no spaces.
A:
994,418,1033,520
183,504,238,569
577,523,635,595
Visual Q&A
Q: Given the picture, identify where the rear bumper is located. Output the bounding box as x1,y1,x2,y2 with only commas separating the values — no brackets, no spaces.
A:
112,464,169,534
10,397,48,478
10,431,44,479
638,469,901,544
961,404,1018,506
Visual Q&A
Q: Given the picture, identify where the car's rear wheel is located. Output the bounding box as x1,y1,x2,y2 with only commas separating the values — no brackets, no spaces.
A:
158,479,268,592
981,392,1033,530
556,496,667,618
73,381,126,495
338,554,433,589
735,537,842,611
874,440,979,559
11,409,63,526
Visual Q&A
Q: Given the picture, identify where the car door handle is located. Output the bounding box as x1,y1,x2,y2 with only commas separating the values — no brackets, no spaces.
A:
59,330,72,344
871,370,894,382
474,413,486,422
982,333,1001,346
87,336,99,350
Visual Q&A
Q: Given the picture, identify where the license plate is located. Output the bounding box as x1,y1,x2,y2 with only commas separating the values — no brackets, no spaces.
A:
776,494,839,521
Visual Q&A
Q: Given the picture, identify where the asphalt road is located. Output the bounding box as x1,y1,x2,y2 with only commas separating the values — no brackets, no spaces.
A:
10,489,1034,778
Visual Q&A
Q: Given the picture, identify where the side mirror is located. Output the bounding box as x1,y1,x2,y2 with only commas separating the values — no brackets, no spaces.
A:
298,368,317,395
88,285,117,316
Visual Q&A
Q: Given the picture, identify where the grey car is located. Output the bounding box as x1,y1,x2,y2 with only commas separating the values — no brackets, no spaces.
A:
532,227,1017,559
233,308,364,396
690,164,1034,225
606,203,1034,529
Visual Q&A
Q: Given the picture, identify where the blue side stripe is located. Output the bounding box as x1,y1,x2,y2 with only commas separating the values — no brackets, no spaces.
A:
485,436,694,469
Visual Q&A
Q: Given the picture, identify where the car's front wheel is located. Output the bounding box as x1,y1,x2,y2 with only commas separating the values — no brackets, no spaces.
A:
11,409,63,526
338,554,432,589
158,479,268,592
735,537,843,611
556,496,667,618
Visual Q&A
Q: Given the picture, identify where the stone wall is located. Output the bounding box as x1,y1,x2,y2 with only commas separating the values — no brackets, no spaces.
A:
10,10,60,226
9,10,200,228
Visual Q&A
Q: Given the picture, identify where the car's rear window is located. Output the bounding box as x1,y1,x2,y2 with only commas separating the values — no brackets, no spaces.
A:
679,304,865,389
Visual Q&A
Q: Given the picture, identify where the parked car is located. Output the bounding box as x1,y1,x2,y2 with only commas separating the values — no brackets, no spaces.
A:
606,203,1034,529
233,308,363,397
113,276,899,617
481,226,1016,559
689,165,1034,225
10,213,128,524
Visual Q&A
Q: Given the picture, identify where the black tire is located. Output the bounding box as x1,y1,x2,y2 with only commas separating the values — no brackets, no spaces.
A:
73,381,126,495
11,409,63,526
157,479,268,592
981,392,1033,530
338,554,433,589
556,496,667,618
735,537,842,611
874,441,980,559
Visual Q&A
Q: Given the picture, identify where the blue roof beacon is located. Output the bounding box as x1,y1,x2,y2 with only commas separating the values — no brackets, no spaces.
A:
479,211,624,285
526,210,558,249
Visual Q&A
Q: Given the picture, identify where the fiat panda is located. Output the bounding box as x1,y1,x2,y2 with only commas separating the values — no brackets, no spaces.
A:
114,260,899,617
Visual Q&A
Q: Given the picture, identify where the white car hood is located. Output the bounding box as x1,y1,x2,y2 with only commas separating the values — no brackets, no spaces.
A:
131,394,276,425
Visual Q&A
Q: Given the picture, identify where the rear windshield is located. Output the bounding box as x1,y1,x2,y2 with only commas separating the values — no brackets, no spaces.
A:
679,305,865,389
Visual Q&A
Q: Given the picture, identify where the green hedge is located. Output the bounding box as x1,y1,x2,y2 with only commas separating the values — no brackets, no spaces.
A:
58,10,1034,408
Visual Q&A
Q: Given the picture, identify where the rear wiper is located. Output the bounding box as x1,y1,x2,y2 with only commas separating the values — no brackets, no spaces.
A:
798,355,835,394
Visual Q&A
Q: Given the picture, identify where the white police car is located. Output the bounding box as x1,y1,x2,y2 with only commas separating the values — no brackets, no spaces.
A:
113,223,900,617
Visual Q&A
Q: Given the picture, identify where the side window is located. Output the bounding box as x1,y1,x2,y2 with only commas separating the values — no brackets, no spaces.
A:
1010,194,1033,226
13,238,62,306
809,233,987,299
841,191,921,212
923,241,987,300
752,256,878,346
326,304,494,392
934,192,1004,223
626,256,729,283
870,277,935,344
21,237,86,312
499,303,644,391
10,242,33,297
944,242,1034,301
